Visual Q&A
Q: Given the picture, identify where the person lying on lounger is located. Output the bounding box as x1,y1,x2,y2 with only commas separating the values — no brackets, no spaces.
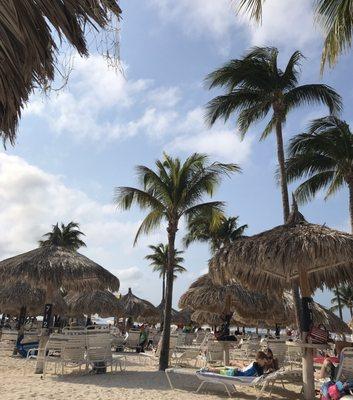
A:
204,351,268,377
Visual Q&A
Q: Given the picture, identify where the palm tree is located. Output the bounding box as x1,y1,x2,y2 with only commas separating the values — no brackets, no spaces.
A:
39,222,86,250
286,116,353,232
0,1,121,144
205,46,342,223
145,243,186,303
330,286,344,320
184,214,247,254
115,152,239,370
314,0,353,70
233,1,353,70
331,284,353,318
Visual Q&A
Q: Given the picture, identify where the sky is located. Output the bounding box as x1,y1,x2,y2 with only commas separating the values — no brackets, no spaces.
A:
2,0,353,320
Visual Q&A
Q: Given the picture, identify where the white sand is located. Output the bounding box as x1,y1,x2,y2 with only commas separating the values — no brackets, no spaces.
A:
0,354,302,399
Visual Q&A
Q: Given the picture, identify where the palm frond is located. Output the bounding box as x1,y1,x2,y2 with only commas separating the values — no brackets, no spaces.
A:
315,0,353,70
134,209,165,245
285,84,342,115
0,0,121,144
294,171,336,203
234,0,264,22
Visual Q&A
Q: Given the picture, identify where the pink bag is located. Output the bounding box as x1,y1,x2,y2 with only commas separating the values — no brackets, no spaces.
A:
327,384,342,400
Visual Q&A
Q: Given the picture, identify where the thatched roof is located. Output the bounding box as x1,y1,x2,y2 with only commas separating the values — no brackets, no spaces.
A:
0,283,68,315
0,283,43,315
191,310,240,326
239,293,351,334
209,201,353,292
66,290,122,318
117,288,158,318
174,307,192,325
179,273,273,319
0,1,121,144
0,245,119,291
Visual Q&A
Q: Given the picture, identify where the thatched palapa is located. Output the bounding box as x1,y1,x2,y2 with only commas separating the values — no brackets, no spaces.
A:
0,245,119,291
209,198,353,399
0,283,68,316
244,293,351,334
66,290,122,318
191,310,239,326
209,200,353,293
179,273,273,319
0,1,122,143
118,288,158,319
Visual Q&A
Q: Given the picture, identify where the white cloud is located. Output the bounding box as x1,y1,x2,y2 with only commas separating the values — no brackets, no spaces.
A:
149,0,236,39
149,0,320,54
170,130,252,164
167,107,253,163
248,0,319,50
146,87,181,108
24,55,180,141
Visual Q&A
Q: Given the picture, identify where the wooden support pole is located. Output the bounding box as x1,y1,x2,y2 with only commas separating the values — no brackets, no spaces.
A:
35,284,54,374
298,268,314,400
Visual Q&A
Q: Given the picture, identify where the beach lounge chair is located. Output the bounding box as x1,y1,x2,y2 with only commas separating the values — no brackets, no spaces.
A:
42,333,68,377
205,340,224,365
124,331,140,351
335,347,353,381
0,329,18,355
60,335,87,375
86,334,126,373
194,369,287,398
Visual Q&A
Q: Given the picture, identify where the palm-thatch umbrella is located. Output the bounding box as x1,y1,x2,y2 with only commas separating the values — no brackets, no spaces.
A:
0,1,122,144
191,310,239,326
0,245,119,373
209,199,353,399
0,283,43,317
66,290,122,318
179,273,273,321
243,293,351,335
118,288,158,320
174,308,192,325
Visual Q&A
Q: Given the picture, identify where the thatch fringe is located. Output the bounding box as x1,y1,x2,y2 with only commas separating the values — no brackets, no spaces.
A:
66,290,122,318
209,207,353,292
117,288,158,318
0,245,120,291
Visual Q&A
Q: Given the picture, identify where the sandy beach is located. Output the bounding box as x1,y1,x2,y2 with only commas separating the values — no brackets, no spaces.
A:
0,354,302,400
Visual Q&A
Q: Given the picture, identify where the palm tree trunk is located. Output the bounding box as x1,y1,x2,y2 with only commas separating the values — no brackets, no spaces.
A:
162,271,166,302
335,285,344,320
348,181,353,233
275,118,302,331
275,120,290,222
160,272,166,331
159,222,177,371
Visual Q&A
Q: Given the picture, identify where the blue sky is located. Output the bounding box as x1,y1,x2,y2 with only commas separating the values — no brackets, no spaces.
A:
2,0,353,320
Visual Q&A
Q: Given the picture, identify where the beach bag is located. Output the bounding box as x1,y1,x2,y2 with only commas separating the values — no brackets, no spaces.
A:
309,324,329,344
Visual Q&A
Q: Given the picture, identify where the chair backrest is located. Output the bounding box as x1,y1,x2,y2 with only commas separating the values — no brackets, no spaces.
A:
242,340,259,356
62,337,86,363
206,340,224,363
0,330,18,342
125,331,140,347
85,325,110,333
169,335,178,349
87,344,112,363
195,331,206,345
336,348,353,381
45,334,67,353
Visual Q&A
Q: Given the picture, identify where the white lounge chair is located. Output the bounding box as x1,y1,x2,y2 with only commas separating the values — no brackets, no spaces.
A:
194,369,287,399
